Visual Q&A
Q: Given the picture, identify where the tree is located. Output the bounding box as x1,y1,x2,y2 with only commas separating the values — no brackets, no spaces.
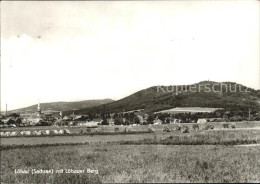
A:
158,114,166,121
133,116,140,124
113,113,119,118
129,113,135,122
15,117,23,125
114,117,123,125
125,119,130,125
100,113,105,119
101,119,109,125
9,113,20,118
123,113,130,120
147,114,155,124
6,118,16,125
106,113,111,118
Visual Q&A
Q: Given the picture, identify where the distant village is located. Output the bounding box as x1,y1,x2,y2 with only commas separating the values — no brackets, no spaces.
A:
0,102,259,129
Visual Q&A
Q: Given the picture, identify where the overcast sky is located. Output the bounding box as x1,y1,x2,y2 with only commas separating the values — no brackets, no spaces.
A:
1,1,259,110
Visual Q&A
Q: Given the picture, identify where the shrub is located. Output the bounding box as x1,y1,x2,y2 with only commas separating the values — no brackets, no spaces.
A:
101,119,109,125
192,124,199,130
230,123,236,129
181,125,189,133
79,129,83,134
163,125,171,132
114,127,119,132
133,116,141,124
205,124,214,130
223,123,229,128
114,118,123,125
175,124,182,131
147,114,155,124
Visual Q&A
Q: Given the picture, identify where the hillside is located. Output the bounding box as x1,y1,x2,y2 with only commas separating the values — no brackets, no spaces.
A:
12,99,114,113
66,81,260,115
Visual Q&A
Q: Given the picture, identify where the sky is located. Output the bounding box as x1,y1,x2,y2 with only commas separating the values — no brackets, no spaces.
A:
1,1,259,110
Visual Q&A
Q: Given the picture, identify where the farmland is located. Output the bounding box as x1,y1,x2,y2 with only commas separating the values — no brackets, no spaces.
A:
1,128,260,147
1,144,260,183
2,121,260,133
1,121,260,183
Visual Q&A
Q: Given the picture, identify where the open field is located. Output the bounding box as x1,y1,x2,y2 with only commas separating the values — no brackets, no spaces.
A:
1,121,260,183
1,144,260,183
0,133,155,146
1,128,260,147
1,121,260,135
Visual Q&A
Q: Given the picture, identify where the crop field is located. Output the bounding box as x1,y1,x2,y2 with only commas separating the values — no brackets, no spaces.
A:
1,133,156,146
1,128,260,147
1,121,260,133
1,144,260,183
1,121,260,183
2,124,260,147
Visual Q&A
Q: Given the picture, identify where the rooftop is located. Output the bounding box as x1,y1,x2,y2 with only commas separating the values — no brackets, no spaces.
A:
155,107,223,114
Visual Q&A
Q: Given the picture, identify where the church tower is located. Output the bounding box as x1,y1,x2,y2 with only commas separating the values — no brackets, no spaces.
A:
37,101,41,117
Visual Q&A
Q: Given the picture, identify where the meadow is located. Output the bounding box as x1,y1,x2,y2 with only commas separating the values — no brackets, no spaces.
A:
2,121,260,133
1,121,260,183
1,144,260,183
1,127,260,147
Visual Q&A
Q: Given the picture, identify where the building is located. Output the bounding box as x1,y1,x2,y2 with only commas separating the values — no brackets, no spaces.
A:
21,102,61,125
37,101,41,117
154,107,223,114
197,118,208,124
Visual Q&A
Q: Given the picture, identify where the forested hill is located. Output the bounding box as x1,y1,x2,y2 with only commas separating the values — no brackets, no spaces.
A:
65,81,260,115
12,99,114,113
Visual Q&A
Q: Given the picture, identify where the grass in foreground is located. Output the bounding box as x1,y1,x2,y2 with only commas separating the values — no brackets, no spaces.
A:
1,144,260,183
120,129,260,145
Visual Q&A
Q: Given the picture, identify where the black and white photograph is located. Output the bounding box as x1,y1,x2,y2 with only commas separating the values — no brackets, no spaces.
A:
1,0,260,183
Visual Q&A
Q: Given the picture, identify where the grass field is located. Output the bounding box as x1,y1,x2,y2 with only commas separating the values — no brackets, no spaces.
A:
2,128,260,147
1,144,260,183
1,121,260,183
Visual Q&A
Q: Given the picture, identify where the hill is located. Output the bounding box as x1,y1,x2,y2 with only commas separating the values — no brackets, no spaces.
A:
66,81,260,115
12,99,114,113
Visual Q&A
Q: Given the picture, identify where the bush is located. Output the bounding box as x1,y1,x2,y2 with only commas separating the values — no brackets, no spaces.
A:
230,123,236,129
79,129,83,134
223,123,229,128
204,124,214,130
181,125,189,133
163,125,171,132
147,114,155,124
175,125,182,131
124,120,130,125
133,116,141,124
114,127,119,132
192,124,199,130
101,119,109,125
147,125,155,133
165,118,170,124
114,118,123,125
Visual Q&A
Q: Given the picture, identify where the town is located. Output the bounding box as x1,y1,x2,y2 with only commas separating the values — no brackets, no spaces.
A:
1,101,259,133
